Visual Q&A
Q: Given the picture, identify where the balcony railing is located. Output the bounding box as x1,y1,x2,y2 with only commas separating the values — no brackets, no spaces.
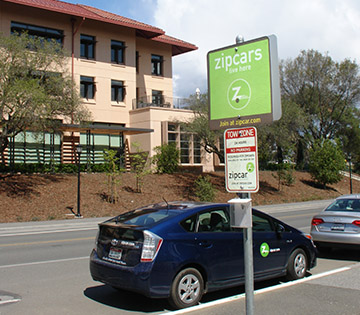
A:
132,96,193,110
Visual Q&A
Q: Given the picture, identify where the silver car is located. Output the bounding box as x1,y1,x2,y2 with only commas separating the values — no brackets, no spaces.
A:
311,195,360,250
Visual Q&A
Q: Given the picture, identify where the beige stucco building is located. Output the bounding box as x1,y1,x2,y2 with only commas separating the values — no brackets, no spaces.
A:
0,0,218,171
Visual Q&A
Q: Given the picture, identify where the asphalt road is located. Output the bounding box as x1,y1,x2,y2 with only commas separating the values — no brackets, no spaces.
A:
1,199,359,315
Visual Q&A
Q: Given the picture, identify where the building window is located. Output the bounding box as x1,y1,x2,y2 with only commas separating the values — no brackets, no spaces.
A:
180,134,190,164
136,51,139,73
168,123,178,145
194,136,202,164
80,76,95,100
151,54,163,76
111,40,125,64
80,34,95,59
152,90,163,105
111,80,125,103
166,123,202,165
11,21,63,44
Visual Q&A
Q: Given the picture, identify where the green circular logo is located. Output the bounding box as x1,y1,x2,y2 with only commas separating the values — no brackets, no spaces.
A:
260,242,270,257
246,162,255,173
227,78,251,110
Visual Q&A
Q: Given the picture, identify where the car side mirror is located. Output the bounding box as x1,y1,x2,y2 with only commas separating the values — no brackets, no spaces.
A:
276,224,285,234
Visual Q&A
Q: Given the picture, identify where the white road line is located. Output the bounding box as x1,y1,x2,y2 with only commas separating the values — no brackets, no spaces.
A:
161,266,352,315
0,299,21,306
0,298,21,306
0,256,89,269
0,227,97,237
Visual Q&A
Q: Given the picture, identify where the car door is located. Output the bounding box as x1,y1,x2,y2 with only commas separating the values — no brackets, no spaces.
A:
252,212,288,279
194,208,245,285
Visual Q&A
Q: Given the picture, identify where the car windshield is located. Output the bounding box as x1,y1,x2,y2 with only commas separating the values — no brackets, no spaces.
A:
325,199,360,212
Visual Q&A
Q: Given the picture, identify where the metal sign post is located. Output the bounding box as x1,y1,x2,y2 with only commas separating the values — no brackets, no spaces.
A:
226,128,258,315
207,34,281,315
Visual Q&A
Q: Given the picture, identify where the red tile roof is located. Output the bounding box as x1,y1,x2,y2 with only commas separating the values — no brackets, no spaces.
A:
2,0,164,37
2,0,197,55
154,34,198,56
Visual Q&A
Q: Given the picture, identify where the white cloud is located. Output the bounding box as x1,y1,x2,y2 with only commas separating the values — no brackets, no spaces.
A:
153,0,360,97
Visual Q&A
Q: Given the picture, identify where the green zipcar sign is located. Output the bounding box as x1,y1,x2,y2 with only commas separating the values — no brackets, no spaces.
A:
207,35,281,130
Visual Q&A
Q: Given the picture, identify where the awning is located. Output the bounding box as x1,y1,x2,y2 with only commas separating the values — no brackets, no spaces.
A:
60,123,154,135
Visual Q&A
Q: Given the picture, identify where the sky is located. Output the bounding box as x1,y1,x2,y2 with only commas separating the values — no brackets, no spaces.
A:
65,0,360,98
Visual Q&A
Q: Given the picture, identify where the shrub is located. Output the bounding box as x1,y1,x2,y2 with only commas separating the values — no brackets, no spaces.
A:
130,143,151,193
308,139,345,188
103,149,124,203
152,143,180,174
194,175,215,202
272,163,296,191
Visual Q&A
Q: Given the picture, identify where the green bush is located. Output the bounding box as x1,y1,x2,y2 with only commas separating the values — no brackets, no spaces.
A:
272,163,296,190
130,143,151,193
152,143,180,174
103,149,124,203
308,139,346,188
194,175,215,202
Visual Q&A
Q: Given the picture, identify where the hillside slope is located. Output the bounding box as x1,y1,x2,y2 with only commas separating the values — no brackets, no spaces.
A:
1,171,358,223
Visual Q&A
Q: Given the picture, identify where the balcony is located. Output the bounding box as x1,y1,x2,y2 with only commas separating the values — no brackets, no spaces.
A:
132,96,193,110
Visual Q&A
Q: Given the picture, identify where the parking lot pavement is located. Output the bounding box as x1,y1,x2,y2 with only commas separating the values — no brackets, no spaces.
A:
164,262,360,315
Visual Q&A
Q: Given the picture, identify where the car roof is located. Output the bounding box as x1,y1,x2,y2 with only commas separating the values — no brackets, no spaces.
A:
135,201,228,212
335,194,360,200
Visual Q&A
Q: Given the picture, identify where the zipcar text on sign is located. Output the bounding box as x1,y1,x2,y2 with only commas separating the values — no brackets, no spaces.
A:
225,127,259,193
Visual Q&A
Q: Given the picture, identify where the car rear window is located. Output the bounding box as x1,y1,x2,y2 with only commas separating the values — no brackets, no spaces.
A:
326,199,360,212
114,209,178,226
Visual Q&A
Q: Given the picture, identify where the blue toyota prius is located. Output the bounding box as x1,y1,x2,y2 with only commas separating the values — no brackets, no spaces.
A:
90,201,317,309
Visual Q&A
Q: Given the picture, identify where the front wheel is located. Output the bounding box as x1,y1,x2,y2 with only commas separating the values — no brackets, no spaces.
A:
168,268,204,309
286,248,307,280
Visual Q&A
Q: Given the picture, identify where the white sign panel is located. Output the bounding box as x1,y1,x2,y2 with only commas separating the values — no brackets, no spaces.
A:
224,127,259,192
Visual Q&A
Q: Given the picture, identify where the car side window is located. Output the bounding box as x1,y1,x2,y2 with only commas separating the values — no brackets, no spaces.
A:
198,209,231,232
252,214,273,232
180,215,197,232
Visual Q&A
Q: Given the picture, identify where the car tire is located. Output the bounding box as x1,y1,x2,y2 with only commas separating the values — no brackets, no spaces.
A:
286,248,307,280
168,267,204,309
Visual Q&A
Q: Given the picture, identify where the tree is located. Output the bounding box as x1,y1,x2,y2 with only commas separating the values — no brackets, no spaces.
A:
258,50,360,169
258,98,307,167
308,139,345,188
0,33,91,162
181,93,224,163
130,143,151,193
280,50,360,147
103,149,124,203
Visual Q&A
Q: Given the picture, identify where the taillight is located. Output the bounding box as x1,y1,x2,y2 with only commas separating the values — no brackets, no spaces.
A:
352,220,360,227
94,230,99,250
311,218,324,226
141,230,163,262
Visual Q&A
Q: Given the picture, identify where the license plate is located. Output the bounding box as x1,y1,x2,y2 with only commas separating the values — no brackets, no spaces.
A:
108,247,122,260
331,224,345,231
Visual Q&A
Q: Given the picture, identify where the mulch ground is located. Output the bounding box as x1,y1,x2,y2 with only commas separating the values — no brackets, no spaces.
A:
1,171,359,223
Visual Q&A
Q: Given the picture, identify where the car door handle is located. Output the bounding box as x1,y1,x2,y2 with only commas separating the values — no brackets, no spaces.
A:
198,241,213,248
286,239,293,243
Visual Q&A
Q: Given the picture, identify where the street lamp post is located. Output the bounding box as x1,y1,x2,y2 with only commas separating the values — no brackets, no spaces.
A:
76,144,82,218
348,154,353,194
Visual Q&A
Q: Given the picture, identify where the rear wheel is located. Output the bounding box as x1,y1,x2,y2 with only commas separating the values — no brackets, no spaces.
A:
168,268,204,309
286,248,307,280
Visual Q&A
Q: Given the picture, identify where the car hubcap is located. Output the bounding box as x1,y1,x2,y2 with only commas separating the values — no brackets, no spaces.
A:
178,274,200,304
294,253,306,276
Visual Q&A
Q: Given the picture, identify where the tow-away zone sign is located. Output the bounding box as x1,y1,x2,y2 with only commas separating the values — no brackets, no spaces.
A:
224,127,259,193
